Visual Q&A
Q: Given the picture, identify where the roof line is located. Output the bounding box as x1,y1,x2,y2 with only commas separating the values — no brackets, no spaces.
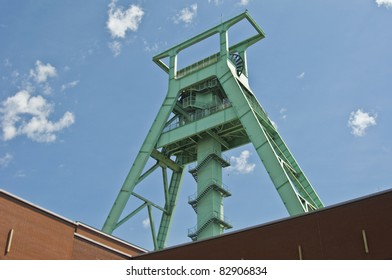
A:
0,188,76,225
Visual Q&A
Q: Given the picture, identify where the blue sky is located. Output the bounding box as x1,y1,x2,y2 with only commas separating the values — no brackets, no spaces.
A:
1,0,391,251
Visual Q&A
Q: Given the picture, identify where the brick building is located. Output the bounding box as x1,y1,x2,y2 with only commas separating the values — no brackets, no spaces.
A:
0,189,145,260
1,188,391,260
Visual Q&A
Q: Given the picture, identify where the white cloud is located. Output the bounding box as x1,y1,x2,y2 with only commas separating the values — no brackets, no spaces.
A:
29,60,57,83
12,70,20,78
142,39,168,53
279,107,287,120
238,0,250,6
376,0,392,8
143,39,159,52
0,153,13,168
15,170,26,178
0,90,75,142
7,60,57,96
142,217,150,229
42,83,53,95
348,109,377,137
297,72,305,79
227,150,255,174
107,0,144,39
174,4,198,25
61,80,79,92
144,43,158,52
108,40,122,57
208,0,224,5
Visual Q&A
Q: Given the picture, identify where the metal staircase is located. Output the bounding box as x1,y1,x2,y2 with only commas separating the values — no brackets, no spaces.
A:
188,151,230,182
188,179,231,213
188,211,232,241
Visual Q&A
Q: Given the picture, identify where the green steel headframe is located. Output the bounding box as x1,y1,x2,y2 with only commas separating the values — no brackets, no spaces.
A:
102,11,323,250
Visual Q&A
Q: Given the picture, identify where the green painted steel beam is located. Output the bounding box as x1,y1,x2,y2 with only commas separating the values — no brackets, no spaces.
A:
153,11,265,74
114,202,147,231
162,167,169,206
147,204,158,250
174,102,190,119
150,149,182,172
157,107,237,148
217,63,323,214
206,130,230,150
136,162,159,185
156,161,184,249
102,67,181,234
131,192,166,213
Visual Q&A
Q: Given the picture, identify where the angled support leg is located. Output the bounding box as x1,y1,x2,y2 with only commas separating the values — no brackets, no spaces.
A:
102,84,180,234
219,68,323,214
157,157,185,249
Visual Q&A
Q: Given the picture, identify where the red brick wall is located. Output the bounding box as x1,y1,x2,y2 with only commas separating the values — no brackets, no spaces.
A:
0,191,145,260
0,196,74,259
76,224,145,256
71,235,129,260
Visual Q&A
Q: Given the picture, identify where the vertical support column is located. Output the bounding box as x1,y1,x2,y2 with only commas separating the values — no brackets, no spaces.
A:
196,136,223,240
220,29,228,59
169,51,177,80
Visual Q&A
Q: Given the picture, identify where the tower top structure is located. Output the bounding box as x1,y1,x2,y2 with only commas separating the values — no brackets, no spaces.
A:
153,11,264,78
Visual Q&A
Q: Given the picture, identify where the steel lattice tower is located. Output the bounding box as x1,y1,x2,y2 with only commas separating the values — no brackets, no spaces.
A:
102,12,323,250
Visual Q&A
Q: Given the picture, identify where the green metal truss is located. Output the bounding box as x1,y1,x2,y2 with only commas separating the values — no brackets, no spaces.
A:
102,11,323,250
